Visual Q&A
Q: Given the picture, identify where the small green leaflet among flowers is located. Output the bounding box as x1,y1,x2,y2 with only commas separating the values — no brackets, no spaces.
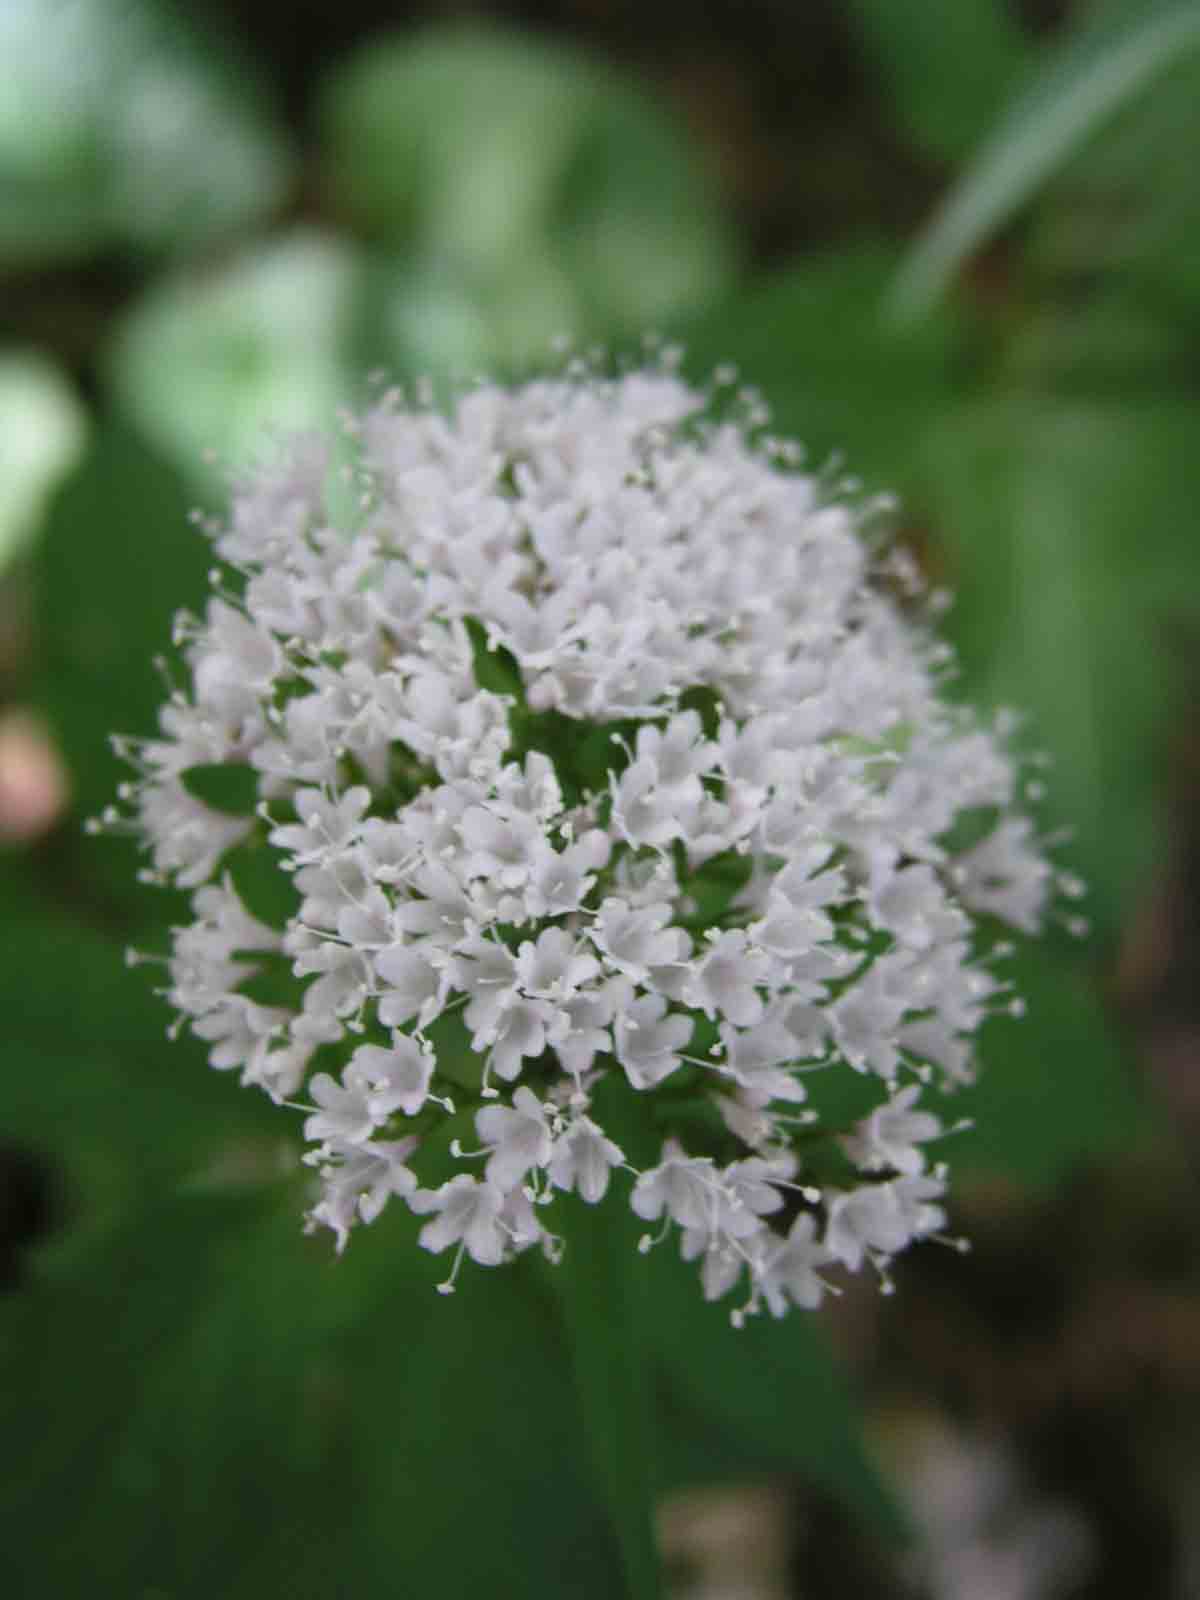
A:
105,358,1066,1321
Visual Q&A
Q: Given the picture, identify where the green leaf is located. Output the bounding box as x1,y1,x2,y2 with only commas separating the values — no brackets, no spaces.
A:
31,421,211,927
557,1195,662,1599
555,1079,664,1600
891,0,1200,319
648,1243,910,1544
0,856,282,1220
321,22,736,379
918,396,1200,938
362,250,582,386
181,762,259,816
847,0,1030,163
106,229,363,486
225,830,301,932
0,1193,625,1599
0,0,292,266
945,943,1146,1187
682,242,960,493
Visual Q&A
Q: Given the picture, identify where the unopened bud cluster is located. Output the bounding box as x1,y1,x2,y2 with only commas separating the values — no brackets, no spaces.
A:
109,362,1060,1318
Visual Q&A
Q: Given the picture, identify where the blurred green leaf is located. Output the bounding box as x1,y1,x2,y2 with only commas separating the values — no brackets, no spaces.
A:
0,1193,624,1599
31,421,209,921
323,24,589,264
892,0,1200,319
556,1081,664,1599
683,242,960,492
919,397,1200,938
0,351,88,570
321,23,736,379
847,0,1030,163
363,250,581,385
0,855,287,1243
1020,45,1200,364
0,0,292,265
558,1193,662,1599
107,229,363,485
181,761,259,816
945,943,1146,1187
552,67,738,333
649,1242,910,1544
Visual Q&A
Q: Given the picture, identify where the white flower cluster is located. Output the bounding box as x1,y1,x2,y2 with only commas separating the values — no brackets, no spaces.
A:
110,362,1061,1318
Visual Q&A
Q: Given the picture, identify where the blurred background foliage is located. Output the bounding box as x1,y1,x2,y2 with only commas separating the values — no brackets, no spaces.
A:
3,1,1200,1596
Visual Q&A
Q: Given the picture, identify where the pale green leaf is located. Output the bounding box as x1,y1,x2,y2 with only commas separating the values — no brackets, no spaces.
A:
0,352,88,570
106,229,362,483
919,397,1200,938
321,22,736,374
0,0,291,264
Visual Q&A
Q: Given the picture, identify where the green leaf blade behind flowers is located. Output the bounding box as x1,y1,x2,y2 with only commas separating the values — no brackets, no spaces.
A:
0,857,282,1209
681,242,960,495
555,1078,665,1600
943,942,1146,1188
648,1241,911,1546
30,420,212,930
920,396,1200,943
0,1193,626,1600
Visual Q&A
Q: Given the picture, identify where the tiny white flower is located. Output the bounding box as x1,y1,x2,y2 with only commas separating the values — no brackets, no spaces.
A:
374,944,446,1029
760,1214,831,1316
269,786,371,866
685,929,771,1029
302,1071,378,1145
458,803,543,888
841,1085,942,1175
631,1141,721,1233
610,756,697,848
866,862,965,951
410,1175,509,1266
307,1136,419,1252
475,1086,555,1190
346,1035,434,1119
954,816,1052,934
590,898,690,984
612,994,692,1090
515,926,600,1001
825,1173,946,1273
548,1116,625,1204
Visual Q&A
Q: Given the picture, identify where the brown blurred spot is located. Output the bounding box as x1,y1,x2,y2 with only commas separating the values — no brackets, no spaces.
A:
0,709,69,843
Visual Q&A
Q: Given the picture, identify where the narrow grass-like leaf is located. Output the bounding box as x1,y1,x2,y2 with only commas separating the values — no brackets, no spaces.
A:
892,0,1200,319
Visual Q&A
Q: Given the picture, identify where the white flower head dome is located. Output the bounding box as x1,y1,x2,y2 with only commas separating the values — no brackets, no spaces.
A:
109,355,1062,1320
